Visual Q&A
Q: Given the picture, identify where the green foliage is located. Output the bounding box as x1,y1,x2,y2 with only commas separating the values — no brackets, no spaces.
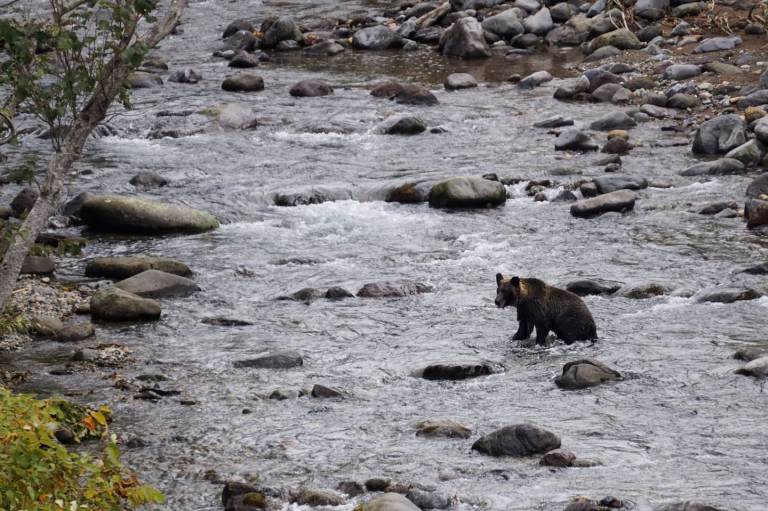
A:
0,305,30,335
0,386,165,510
0,1,163,151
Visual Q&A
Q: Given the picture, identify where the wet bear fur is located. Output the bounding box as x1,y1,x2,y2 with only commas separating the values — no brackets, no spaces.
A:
495,273,597,345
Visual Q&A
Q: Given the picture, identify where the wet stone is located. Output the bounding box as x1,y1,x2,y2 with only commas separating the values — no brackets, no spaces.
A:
570,190,636,218
293,489,345,506
115,269,199,299
693,287,760,304
421,363,495,380
566,279,622,296
290,80,333,97
358,493,420,511
555,359,622,390
364,478,392,492
357,280,432,297
540,449,576,467
406,489,451,510
56,322,95,342
415,419,472,439
311,384,343,398
472,424,560,456
234,350,304,369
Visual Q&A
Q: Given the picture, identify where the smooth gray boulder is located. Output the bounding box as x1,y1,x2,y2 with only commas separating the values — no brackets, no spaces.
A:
428,176,507,208
693,36,741,53
724,139,766,167
85,256,192,279
352,25,401,50
736,90,768,109
357,493,420,511
80,195,219,234
594,175,647,193
589,111,636,130
680,158,745,176
555,359,622,389
553,76,590,100
290,79,333,97
735,356,768,379
518,70,553,89
663,64,702,80
90,287,161,321
233,350,303,369
115,269,200,299
694,287,760,304
440,17,491,58
571,190,636,218
472,424,560,456
523,8,553,35
746,199,768,229
554,129,598,151
304,40,345,56
754,117,768,144
444,73,478,90
691,114,747,155
566,279,622,296
222,74,265,92
261,17,302,49
634,0,669,20
357,280,432,297
481,9,524,39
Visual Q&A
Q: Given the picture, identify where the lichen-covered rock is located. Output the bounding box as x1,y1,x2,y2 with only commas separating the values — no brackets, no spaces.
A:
80,195,219,234
90,287,161,321
428,176,507,208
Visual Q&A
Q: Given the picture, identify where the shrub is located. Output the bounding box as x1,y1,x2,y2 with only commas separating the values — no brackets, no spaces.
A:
0,386,164,510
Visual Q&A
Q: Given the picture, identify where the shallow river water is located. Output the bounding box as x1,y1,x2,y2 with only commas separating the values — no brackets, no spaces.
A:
4,0,768,510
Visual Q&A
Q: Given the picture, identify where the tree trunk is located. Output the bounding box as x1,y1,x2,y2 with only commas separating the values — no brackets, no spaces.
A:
0,0,185,310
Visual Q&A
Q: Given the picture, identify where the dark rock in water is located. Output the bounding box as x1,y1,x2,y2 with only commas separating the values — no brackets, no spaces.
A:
91,287,161,321
11,187,39,218
222,74,265,92
697,202,737,215
115,269,199,299
380,115,427,135
293,489,345,507
275,40,300,51
440,17,491,59
738,262,768,275
228,51,260,68
571,190,636,218
746,173,768,199
358,493,420,511
352,25,401,50
444,73,478,90
223,19,253,39
534,116,574,128
233,350,303,369
290,80,333,97
262,16,302,49
394,84,438,106
654,502,729,511
406,489,451,510
371,81,405,98
326,287,353,299
593,175,648,194
472,424,560,457
304,40,345,56
270,388,299,400
387,182,433,203
364,478,391,492
693,287,760,304
421,363,494,380
280,287,326,303
590,83,623,103
86,256,191,279
219,31,257,54
428,176,506,208
311,384,343,398
80,195,218,234
130,172,169,189
518,71,553,90
416,419,472,439
540,449,576,467
227,492,268,510
692,114,747,155
21,256,55,275
357,280,432,298
724,139,765,168
56,322,95,342
553,76,590,100
555,359,622,390
680,158,745,176
274,188,352,207
555,130,598,152
128,72,162,89
564,499,615,511
733,347,768,362
566,279,622,296
552,190,578,202
337,481,365,497
580,182,599,198
590,112,636,131
745,199,768,229
222,481,262,509
202,317,254,326
616,283,667,299
601,138,631,155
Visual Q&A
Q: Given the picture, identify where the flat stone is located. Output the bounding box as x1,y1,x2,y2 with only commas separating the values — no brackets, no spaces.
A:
115,269,200,299
90,287,161,321
56,322,95,342
80,195,219,234
555,359,622,389
233,350,304,369
85,256,192,279
571,190,636,218
680,158,745,176
566,279,622,296
428,176,507,208
357,280,432,297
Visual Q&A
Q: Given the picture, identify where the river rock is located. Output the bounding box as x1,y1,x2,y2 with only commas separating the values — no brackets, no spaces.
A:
472,424,560,456
379,116,427,135
11,187,38,218
724,139,765,167
357,493,420,511
680,158,745,176
667,93,699,109
735,356,768,379
540,449,577,467
228,51,259,68
90,287,161,321
746,173,768,198
30,316,64,337
583,69,623,92
602,137,631,154
290,80,333,97
523,8,553,35
534,116,574,128
394,84,438,106
734,347,768,361
737,90,768,109
234,350,303,369
129,172,168,189
594,175,647,193
428,176,506,208
21,256,55,275
262,16,302,49
616,283,667,299
353,25,401,50
337,481,365,497
571,190,636,218
555,359,622,389
223,19,253,39
220,30,257,53
114,269,199,299
693,36,741,53
672,2,703,16
216,103,259,129
754,118,768,145
440,17,491,58
566,279,622,296
634,0,669,20
589,28,641,52
590,112,636,131
222,74,265,92
128,72,162,89
357,280,432,297
691,114,747,155
663,64,702,81
654,503,729,511
406,489,450,510
518,70,553,89
420,363,495,380
554,76,590,100
304,39,345,56
693,287,760,304
444,73,477,90
294,489,345,507
584,46,620,63
546,25,588,46
387,181,433,203
482,9,524,39
86,256,191,279
416,419,472,438
555,130,598,151
80,195,219,234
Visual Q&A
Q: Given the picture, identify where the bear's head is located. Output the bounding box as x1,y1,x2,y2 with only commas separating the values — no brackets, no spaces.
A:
495,273,522,308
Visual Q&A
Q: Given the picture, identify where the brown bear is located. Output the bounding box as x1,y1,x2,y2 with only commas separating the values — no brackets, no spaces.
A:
495,273,597,345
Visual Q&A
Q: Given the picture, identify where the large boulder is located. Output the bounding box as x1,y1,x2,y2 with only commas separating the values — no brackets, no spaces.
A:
261,16,302,49
357,493,420,511
115,269,199,299
80,195,219,234
90,287,161,321
85,256,192,279
440,17,491,58
233,350,303,369
691,114,747,155
724,139,765,167
472,424,560,456
428,176,507,208
571,190,636,218
352,25,401,50
588,28,641,52
523,8,554,35
555,359,622,389
357,280,432,297
481,9,524,39
680,158,745,176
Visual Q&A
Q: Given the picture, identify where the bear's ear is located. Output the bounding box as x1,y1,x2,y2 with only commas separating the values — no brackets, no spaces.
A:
511,276,520,288
496,273,503,286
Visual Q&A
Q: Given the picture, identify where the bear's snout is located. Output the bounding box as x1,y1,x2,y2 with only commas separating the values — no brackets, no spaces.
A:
495,297,503,308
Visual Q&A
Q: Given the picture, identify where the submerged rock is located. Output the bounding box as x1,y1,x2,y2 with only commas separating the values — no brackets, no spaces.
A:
654,503,729,511
352,25,401,50
735,356,768,379
293,489,345,507
566,279,622,296
357,493,420,511
394,84,438,106
680,158,745,176
420,363,495,380
589,112,636,131
472,424,560,456
555,130,598,152
693,287,760,304
379,115,427,135
115,269,200,299
428,176,507,208
85,256,192,279
570,190,636,218
222,74,265,92
90,287,161,321
540,449,577,467
233,350,304,369
555,359,622,389
406,489,451,510
80,195,219,234
416,419,472,439
290,80,333,97
357,280,431,297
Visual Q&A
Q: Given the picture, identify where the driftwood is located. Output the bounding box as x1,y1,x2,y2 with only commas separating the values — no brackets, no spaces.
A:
416,1,451,29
